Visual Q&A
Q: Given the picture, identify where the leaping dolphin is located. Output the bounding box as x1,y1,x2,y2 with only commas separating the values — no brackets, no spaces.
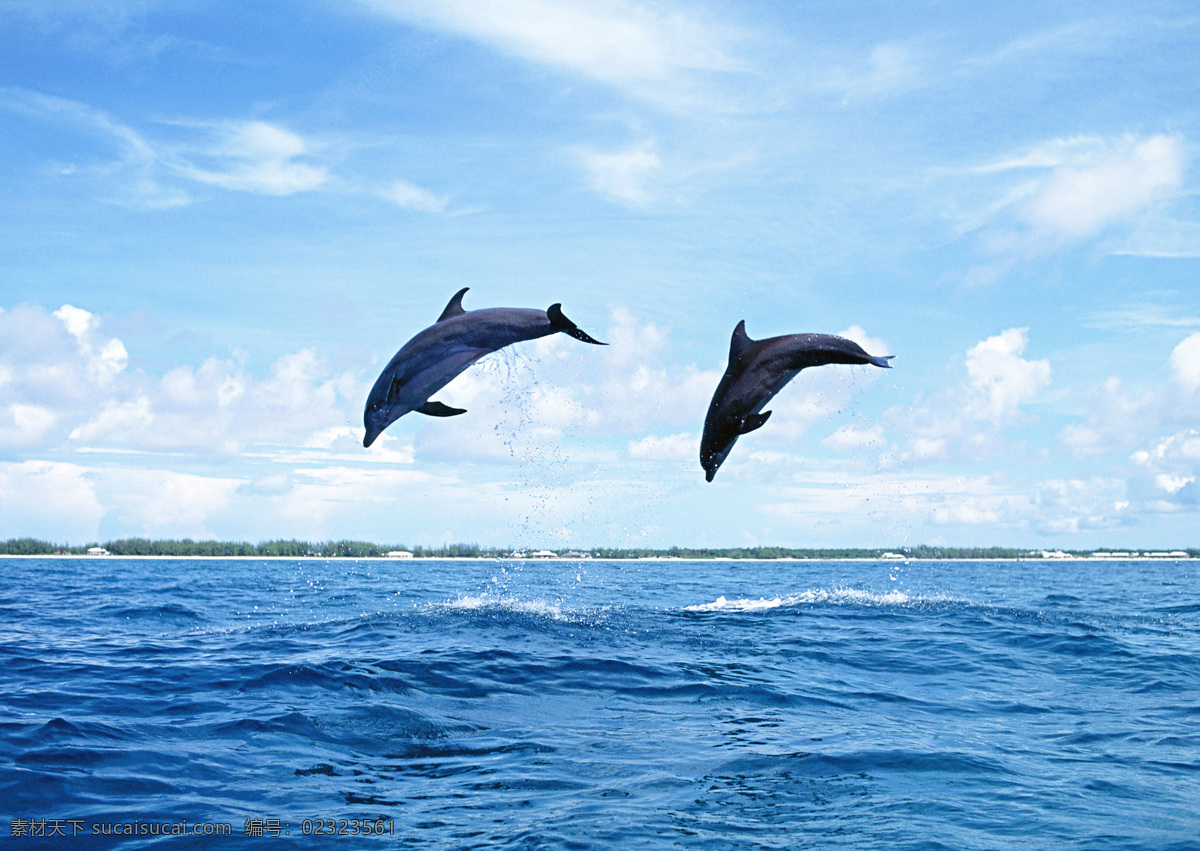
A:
700,321,893,481
363,288,606,447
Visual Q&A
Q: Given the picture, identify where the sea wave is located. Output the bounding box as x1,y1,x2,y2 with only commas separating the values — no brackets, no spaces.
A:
435,593,614,625
682,586,961,612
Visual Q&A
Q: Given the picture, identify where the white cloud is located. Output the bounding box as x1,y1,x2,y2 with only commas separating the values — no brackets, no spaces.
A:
963,328,1051,421
172,120,328,195
1170,332,1200,392
0,304,363,459
578,141,660,205
1056,332,1200,464
885,328,1049,467
1019,135,1184,241
818,42,921,101
13,298,1194,547
1057,378,1157,459
821,423,885,452
1,88,330,204
53,303,129,385
356,0,744,105
1123,432,1200,511
0,461,106,541
382,179,449,212
0,404,58,448
961,133,1190,257
628,432,695,460
114,470,243,538
1032,477,1130,533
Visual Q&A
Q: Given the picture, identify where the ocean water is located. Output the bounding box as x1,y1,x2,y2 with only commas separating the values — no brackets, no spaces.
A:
0,556,1197,849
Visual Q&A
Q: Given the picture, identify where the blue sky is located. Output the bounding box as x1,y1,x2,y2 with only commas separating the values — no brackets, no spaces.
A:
2,0,1200,549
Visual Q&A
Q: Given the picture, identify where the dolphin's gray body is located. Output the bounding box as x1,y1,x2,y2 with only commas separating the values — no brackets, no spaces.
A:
700,321,893,481
363,288,605,447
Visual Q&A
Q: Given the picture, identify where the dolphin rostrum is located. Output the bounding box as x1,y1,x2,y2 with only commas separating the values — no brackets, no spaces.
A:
363,288,606,447
700,321,893,481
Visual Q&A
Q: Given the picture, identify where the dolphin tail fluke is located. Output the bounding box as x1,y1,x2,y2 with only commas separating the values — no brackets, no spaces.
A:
867,355,895,368
548,303,607,345
417,400,467,417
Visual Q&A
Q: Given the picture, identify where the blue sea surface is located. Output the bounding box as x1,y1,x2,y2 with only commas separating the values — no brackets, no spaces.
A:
0,555,1197,848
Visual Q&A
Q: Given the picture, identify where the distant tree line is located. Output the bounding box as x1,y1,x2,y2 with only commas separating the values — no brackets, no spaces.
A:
0,538,508,558
588,545,1043,560
2,538,1196,559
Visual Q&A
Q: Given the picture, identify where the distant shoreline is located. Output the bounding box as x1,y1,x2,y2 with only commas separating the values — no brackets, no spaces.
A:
2,537,1193,561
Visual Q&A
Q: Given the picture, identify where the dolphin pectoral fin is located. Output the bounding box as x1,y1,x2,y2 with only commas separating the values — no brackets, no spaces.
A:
436,287,470,323
548,303,607,345
739,411,771,434
417,400,467,417
386,375,404,403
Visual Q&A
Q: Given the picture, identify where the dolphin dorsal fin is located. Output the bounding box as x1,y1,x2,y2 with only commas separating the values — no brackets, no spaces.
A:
729,320,753,362
437,287,469,322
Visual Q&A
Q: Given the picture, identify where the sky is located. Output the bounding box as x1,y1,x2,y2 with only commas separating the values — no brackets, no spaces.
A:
2,0,1200,550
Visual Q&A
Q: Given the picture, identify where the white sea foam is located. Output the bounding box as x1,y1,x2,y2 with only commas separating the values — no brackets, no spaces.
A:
683,587,948,612
440,593,611,624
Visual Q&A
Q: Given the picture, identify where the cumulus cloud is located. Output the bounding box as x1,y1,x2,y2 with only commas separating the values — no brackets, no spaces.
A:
1046,335,1200,524
1057,377,1156,459
821,423,885,452
1032,477,1130,533
962,328,1052,420
0,303,367,459
1055,329,1200,466
0,461,106,541
1169,332,1200,392
628,432,695,460
0,303,128,449
1127,430,1200,514
109,469,243,538
885,328,1050,466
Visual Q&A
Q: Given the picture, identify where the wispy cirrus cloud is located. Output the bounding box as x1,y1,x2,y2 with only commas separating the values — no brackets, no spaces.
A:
957,133,1190,255
576,141,661,205
168,119,328,195
381,179,451,212
0,87,459,209
355,0,746,107
816,42,922,103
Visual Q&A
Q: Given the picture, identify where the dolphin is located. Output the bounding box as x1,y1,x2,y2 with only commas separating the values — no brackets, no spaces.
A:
700,321,893,481
363,288,606,447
